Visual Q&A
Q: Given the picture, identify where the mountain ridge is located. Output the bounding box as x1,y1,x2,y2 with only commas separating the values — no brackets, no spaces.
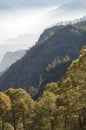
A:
0,25,86,92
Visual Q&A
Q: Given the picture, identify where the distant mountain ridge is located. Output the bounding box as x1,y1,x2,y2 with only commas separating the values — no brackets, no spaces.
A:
0,50,26,73
0,33,37,61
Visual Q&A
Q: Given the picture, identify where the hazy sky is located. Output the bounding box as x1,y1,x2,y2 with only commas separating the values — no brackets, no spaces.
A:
0,0,86,61
0,0,86,44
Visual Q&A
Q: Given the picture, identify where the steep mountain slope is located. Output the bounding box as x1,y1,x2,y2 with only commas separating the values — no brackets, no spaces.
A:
0,25,86,91
0,50,26,72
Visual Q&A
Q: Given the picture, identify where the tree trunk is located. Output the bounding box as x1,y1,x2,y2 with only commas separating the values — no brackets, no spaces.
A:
50,120,54,130
2,117,4,130
23,111,25,130
12,110,16,130
78,114,83,130
64,117,67,130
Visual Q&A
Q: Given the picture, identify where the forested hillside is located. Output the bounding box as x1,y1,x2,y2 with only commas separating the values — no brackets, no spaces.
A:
0,25,86,92
0,47,86,130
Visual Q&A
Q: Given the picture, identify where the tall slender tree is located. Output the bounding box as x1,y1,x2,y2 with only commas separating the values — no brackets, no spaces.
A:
0,92,11,130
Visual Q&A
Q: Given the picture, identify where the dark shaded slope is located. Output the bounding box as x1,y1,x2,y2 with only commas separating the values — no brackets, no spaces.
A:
34,61,72,99
0,25,86,91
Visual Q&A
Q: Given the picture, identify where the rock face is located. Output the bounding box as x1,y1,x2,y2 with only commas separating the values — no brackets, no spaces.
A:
0,25,86,91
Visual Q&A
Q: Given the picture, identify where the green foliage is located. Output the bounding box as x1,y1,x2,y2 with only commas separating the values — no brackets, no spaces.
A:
0,92,11,130
3,88,35,130
0,92,11,116
32,91,57,130
56,46,86,130
45,82,58,94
